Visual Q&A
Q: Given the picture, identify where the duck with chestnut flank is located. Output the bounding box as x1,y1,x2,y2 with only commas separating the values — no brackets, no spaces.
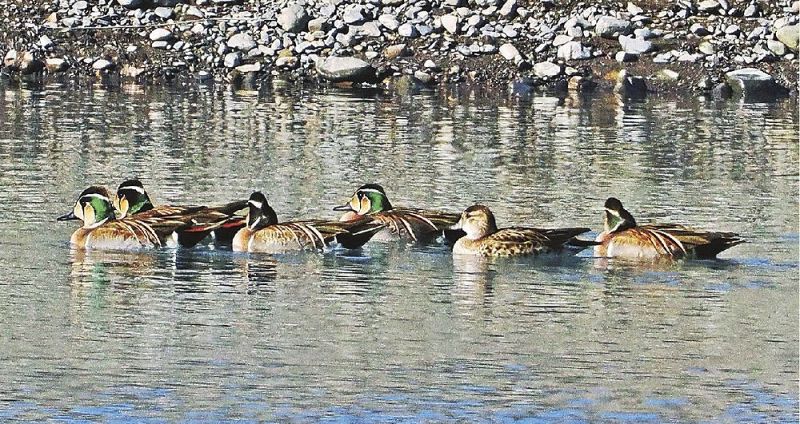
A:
233,192,385,253
333,184,464,243
595,197,745,259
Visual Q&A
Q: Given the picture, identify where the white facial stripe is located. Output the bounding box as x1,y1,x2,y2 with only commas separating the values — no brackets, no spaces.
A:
359,189,383,194
81,193,110,203
606,208,621,217
120,185,145,194
249,215,263,230
248,200,263,209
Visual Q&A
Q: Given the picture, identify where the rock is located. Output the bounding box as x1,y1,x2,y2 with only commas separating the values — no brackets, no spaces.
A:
92,58,114,70
619,35,654,54
343,5,365,25
73,1,88,10
359,22,382,37
690,23,711,36
307,17,327,32
441,14,459,34
499,43,520,60
278,4,310,33
557,41,592,60
224,52,242,68
767,40,786,56
378,14,399,31
614,69,647,97
316,56,377,83
698,0,720,12
552,34,572,46
423,59,439,70
117,0,143,9
120,64,144,77
499,0,517,17
152,41,170,49
398,23,419,38
634,28,656,40
657,69,680,80
615,51,638,62
698,41,715,55
149,28,173,41
154,7,173,19
533,61,560,77
414,70,434,85
184,6,204,19
38,35,54,48
725,68,787,99
228,33,256,52
275,55,298,68
776,25,799,51
235,63,262,73
417,25,433,36
712,82,733,99
384,43,410,59
45,57,68,72
724,24,740,35
568,75,596,92
4,50,18,68
743,3,759,17
595,16,631,38
627,2,643,15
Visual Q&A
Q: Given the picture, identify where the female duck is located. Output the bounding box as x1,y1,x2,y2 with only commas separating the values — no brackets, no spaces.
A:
595,197,744,259
233,192,385,253
57,186,225,250
333,184,463,243
452,205,595,257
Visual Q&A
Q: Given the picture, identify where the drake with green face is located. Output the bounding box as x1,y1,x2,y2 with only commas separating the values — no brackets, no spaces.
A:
333,183,462,244
115,179,155,219
58,186,116,228
595,197,744,260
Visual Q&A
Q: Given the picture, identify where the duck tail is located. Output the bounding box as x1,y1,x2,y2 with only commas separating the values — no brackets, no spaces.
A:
336,219,387,249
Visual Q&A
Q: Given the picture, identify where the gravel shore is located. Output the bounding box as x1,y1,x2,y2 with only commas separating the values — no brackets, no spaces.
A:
1,0,798,98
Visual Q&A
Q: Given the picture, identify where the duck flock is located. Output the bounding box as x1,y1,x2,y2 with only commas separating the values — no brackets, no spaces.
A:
58,180,745,261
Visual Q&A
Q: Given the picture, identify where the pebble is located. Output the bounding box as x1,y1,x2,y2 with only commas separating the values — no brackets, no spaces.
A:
224,52,242,68
149,28,173,41
278,4,309,33
776,25,799,51
552,34,572,46
398,23,419,37
595,16,631,38
499,43,520,61
378,14,400,31
92,58,114,70
316,56,376,82
615,51,638,62
154,7,173,19
533,61,561,77
384,43,409,59
619,35,654,54
228,33,257,52
441,14,459,34
557,41,592,60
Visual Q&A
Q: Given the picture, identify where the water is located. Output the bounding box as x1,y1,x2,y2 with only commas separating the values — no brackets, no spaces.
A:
0,82,797,422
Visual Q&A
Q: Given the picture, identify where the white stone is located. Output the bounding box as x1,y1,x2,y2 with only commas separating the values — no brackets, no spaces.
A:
499,43,520,60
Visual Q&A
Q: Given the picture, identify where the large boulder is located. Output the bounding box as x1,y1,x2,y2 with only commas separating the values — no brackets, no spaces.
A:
278,4,310,33
595,16,631,38
316,56,377,83
725,68,788,100
776,25,799,51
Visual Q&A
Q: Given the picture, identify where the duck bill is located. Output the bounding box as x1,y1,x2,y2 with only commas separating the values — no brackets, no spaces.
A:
333,203,355,212
450,218,463,230
57,211,77,221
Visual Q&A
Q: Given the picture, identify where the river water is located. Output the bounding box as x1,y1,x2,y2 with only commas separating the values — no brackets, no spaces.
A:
0,82,797,422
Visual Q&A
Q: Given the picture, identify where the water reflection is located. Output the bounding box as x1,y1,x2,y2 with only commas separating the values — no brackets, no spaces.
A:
0,82,796,422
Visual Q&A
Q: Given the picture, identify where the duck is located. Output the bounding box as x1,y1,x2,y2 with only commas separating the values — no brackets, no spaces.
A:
233,191,386,253
595,197,745,259
333,184,464,243
57,186,231,250
451,205,596,257
114,179,247,245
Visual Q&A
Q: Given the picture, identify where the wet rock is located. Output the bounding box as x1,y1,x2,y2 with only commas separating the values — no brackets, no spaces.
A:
228,33,256,52
92,58,114,71
441,14,459,34
725,67,787,99
595,16,631,38
224,52,242,68
149,28,173,42
619,35,654,54
712,82,733,98
533,61,561,77
414,70,434,85
278,4,310,33
118,0,143,9
384,43,410,59
45,57,68,73
776,25,799,51
614,69,647,97
557,41,592,60
316,56,377,83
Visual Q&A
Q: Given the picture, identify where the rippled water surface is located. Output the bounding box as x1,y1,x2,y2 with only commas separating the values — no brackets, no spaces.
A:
0,82,797,422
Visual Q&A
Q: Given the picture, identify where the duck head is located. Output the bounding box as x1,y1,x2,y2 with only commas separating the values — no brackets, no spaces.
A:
115,179,154,219
246,191,279,231
333,184,393,216
604,197,637,233
452,205,498,240
57,186,116,228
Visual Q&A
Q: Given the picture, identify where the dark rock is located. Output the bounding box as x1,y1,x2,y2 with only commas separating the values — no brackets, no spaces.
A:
725,67,788,100
316,56,377,83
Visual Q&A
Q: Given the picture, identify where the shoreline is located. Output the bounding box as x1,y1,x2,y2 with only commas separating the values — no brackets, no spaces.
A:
1,0,798,100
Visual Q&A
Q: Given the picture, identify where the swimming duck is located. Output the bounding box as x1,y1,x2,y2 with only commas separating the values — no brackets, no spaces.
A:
233,192,386,253
57,186,229,250
451,205,595,257
595,197,745,259
333,184,463,243
115,179,247,244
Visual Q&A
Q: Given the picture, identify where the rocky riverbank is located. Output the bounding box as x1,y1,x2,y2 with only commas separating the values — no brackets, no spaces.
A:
1,0,798,99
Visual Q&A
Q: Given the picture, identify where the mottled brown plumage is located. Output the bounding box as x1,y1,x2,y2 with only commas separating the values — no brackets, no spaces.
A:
452,205,593,257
